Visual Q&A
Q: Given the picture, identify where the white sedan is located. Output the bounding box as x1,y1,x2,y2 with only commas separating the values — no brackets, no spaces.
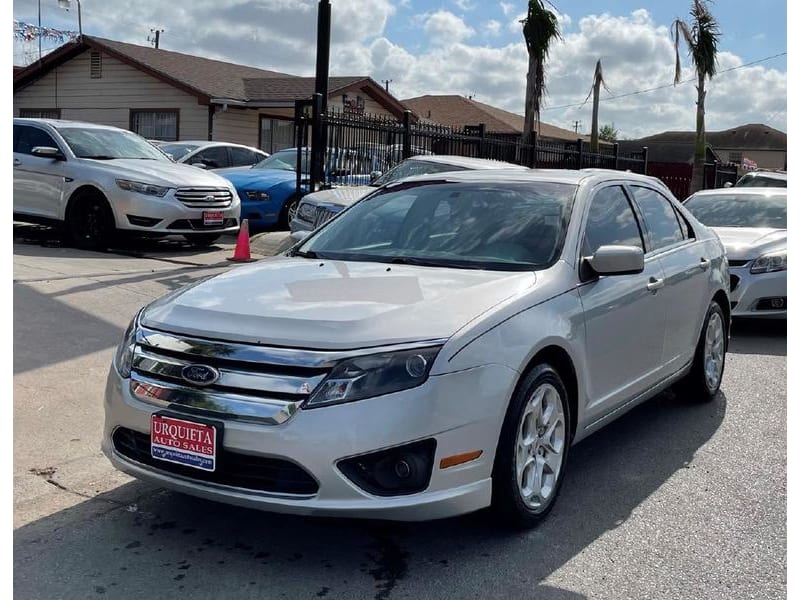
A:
104,169,729,527
684,187,786,318
158,141,269,170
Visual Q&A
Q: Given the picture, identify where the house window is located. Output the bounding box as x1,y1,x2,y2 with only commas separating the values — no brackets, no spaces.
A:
259,117,294,153
728,151,742,164
19,108,61,119
90,52,102,78
130,109,179,141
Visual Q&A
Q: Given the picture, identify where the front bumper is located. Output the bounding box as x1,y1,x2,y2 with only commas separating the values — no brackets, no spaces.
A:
102,363,517,521
729,265,787,318
109,188,241,235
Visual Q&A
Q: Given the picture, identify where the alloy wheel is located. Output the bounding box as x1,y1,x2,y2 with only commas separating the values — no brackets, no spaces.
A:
704,311,725,390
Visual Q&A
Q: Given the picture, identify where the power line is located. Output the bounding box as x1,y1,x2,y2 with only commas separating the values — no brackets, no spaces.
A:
543,51,787,111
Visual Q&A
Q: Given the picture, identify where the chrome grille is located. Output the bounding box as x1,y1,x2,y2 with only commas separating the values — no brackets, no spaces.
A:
175,187,233,208
313,206,338,228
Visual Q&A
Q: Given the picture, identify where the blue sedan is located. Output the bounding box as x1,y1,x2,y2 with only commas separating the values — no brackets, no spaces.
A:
219,148,373,230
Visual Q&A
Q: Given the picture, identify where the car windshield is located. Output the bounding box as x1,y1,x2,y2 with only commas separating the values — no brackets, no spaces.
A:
296,180,577,271
735,174,787,188
253,149,305,172
58,127,169,162
372,160,470,187
58,127,169,160
159,143,200,161
684,193,787,228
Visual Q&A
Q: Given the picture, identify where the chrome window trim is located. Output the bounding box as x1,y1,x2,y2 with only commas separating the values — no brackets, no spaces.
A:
137,326,447,368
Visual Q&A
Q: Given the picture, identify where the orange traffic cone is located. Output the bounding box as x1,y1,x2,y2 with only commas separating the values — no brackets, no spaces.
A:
227,219,257,262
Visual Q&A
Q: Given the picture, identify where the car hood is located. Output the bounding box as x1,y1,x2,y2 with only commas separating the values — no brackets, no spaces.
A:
220,169,296,189
87,159,233,188
141,258,537,350
302,186,374,208
711,227,787,260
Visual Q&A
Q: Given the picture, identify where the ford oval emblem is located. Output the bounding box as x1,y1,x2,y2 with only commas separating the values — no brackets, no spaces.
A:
181,364,219,387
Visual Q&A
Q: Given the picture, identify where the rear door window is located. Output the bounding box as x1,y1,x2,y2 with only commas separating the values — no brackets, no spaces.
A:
192,146,230,169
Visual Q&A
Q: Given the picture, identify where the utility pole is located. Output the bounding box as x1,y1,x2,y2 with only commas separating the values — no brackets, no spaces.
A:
38,0,42,62
149,28,163,49
382,79,392,93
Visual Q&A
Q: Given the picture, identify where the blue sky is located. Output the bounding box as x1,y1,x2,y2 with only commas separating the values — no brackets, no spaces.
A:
11,1,788,137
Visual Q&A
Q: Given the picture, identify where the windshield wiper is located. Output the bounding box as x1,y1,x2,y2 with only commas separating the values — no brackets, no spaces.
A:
291,249,318,258
79,155,117,160
389,256,481,269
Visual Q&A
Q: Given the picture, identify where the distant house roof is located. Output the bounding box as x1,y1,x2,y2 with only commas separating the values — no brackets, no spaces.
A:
637,123,786,151
401,94,585,141
617,140,720,164
13,37,408,117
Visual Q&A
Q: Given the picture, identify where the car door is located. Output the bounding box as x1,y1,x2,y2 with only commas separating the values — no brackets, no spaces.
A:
13,124,66,219
628,185,710,372
577,184,669,424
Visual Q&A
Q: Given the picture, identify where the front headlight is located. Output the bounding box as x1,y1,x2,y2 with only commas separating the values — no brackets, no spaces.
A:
297,202,315,222
245,190,270,201
750,250,787,274
116,179,169,197
306,346,442,408
113,311,140,378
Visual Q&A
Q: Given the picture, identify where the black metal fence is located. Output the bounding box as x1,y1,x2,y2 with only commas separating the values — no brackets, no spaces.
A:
296,96,650,195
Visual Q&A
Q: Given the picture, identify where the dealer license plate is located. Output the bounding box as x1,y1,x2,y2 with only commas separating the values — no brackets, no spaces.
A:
203,211,224,226
151,414,217,472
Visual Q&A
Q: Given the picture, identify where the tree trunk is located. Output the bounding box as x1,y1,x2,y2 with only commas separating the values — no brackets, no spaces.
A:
590,76,601,153
523,54,539,145
690,76,707,194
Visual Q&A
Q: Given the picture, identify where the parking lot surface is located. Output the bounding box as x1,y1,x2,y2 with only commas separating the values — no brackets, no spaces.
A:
13,225,786,599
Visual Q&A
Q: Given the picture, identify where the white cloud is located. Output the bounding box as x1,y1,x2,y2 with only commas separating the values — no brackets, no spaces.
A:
423,10,476,45
484,19,502,37
452,0,476,10
500,1,516,17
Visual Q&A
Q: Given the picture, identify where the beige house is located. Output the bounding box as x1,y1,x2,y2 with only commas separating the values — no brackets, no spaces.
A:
13,36,409,153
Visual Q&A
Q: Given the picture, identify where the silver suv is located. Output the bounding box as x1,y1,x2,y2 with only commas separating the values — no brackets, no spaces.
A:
13,119,241,248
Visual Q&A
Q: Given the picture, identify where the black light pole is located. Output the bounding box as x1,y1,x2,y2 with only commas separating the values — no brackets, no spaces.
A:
309,0,331,192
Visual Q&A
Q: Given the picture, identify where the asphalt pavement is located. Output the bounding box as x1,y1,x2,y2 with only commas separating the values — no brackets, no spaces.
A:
13,224,786,600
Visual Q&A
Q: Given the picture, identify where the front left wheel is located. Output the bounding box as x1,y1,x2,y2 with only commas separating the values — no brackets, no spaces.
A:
66,190,116,250
491,364,572,528
279,195,301,230
680,300,727,402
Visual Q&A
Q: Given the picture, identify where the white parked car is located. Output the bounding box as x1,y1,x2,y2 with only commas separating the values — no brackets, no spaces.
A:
13,119,241,248
158,141,269,170
684,187,786,318
104,169,729,527
290,155,529,232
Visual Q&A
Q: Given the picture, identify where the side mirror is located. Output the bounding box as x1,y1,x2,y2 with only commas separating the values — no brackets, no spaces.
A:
723,181,733,188
31,146,64,160
585,245,644,276
370,171,382,183
190,162,209,170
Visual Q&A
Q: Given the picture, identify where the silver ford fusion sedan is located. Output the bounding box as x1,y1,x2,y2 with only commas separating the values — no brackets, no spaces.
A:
103,169,729,527
684,188,786,319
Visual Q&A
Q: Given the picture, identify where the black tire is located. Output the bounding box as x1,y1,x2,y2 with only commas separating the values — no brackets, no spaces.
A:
491,363,572,528
279,195,301,230
680,300,727,402
183,233,222,247
65,190,116,250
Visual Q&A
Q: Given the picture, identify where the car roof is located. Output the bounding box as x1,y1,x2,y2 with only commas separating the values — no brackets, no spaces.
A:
739,171,786,180
13,117,125,131
687,187,787,198
397,167,671,188
160,140,266,151
403,155,528,170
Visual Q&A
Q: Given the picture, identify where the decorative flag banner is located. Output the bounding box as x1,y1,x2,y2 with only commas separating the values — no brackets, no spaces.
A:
742,157,758,171
13,20,78,43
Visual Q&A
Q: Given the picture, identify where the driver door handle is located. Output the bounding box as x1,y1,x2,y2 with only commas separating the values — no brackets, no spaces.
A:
699,257,711,271
646,277,665,293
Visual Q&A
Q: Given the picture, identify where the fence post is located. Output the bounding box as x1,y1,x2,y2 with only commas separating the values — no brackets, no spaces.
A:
711,161,719,189
576,137,583,170
613,142,619,170
309,92,325,193
478,123,486,158
402,110,412,159
641,146,648,175
294,99,308,199
530,130,538,168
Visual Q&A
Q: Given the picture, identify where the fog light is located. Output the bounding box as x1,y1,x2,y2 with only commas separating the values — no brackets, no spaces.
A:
771,298,785,309
337,439,436,496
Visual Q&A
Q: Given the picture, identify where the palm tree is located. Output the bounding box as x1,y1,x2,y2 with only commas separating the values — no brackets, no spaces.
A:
673,0,721,194
588,59,610,152
521,0,561,144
